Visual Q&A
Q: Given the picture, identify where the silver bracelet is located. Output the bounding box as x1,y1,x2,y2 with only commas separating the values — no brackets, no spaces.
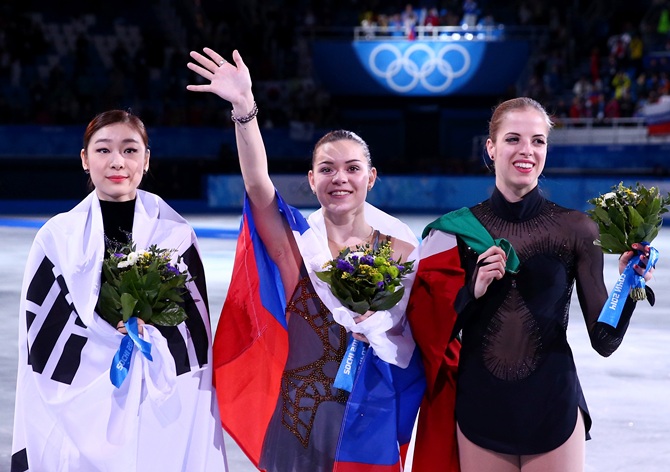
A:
231,102,258,124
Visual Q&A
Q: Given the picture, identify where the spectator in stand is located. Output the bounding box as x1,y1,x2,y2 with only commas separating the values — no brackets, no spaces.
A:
401,4,418,38
572,75,593,100
604,95,621,118
629,33,645,76
553,98,570,119
612,69,632,100
569,96,585,119
462,0,479,27
424,7,440,27
589,47,601,82
619,88,636,117
389,13,404,37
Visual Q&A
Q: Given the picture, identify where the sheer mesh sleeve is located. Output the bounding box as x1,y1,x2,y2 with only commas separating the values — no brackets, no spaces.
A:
572,212,635,357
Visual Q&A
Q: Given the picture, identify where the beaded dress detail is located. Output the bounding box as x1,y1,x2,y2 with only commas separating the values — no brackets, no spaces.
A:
279,274,348,447
259,230,389,471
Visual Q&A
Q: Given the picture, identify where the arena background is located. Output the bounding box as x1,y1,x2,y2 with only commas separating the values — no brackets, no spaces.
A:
1,1,669,471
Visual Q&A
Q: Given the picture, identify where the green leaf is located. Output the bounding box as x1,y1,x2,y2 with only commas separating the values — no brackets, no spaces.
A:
315,271,333,285
598,233,628,254
608,206,627,234
626,206,644,229
121,293,138,321
370,286,405,311
592,206,611,225
604,219,627,244
96,283,123,324
637,224,659,243
135,299,154,322
151,303,188,326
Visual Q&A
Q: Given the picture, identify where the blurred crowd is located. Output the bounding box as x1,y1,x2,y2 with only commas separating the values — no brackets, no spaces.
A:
0,0,665,129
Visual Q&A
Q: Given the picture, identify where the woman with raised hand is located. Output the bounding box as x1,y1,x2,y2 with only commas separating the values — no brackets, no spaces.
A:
187,47,424,472
12,110,228,471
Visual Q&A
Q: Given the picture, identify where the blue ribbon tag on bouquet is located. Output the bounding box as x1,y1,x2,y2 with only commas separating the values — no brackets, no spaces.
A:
333,337,368,392
110,317,153,388
598,245,659,328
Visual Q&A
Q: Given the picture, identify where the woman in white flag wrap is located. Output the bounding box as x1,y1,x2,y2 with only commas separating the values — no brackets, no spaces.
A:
11,110,228,472
187,48,424,472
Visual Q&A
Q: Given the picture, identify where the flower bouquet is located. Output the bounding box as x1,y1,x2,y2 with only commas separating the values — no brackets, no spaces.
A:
587,182,668,326
316,240,415,316
587,182,670,257
316,240,415,391
97,241,191,327
97,240,192,387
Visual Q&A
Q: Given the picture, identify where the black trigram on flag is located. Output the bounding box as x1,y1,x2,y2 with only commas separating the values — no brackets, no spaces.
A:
24,245,211,386
25,256,88,385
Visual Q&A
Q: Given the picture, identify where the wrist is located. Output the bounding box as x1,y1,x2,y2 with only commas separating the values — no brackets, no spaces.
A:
231,93,255,114
231,101,258,125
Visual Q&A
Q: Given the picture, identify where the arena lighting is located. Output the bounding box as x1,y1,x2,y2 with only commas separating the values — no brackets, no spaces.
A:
451,33,461,40
464,33,474,40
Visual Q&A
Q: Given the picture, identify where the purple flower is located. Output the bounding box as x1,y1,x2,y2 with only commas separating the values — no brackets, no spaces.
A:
336,259,355,273
376,281,385,289
397,265,404,271
114,252,125,258
166,264,181,275
360,255,375,266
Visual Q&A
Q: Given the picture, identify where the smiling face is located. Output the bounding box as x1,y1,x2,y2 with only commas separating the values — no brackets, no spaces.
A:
308,138,376,217
80,122,150,202
486,107,549,202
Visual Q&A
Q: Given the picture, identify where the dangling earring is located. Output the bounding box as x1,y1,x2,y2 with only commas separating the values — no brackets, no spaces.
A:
83,168,90,174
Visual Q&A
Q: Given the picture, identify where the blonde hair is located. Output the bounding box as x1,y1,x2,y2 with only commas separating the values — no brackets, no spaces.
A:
488,97,554,142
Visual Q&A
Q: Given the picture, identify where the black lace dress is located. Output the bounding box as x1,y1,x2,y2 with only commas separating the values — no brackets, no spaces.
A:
453,186,639,455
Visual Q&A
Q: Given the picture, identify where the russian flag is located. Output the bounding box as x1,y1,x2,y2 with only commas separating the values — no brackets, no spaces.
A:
642,95,670,135
334,349,425,471
212,195,293,467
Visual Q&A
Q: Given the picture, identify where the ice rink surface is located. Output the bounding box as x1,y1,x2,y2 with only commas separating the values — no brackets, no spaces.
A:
1,213,668,472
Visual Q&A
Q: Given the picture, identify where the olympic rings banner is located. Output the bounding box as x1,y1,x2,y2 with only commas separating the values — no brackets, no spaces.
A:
312,40,529,96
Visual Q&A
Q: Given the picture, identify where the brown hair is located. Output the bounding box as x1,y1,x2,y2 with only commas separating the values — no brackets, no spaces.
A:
312,130,371,168
82,109,149,152
488,97,554,142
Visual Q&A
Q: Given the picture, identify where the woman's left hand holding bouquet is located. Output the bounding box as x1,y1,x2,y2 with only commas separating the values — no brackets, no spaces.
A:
619,242,655,282
352,310,374,343
116,318,146,335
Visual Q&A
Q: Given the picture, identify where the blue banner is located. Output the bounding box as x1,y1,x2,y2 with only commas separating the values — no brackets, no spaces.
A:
333,337,368,392
110,317,153,388
312,39,529,96
598,246,659,327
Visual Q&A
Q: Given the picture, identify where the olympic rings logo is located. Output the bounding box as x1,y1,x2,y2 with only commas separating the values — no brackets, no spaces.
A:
368,43,471,93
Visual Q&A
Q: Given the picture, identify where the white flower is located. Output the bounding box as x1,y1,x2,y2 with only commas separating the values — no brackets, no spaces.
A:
599,192,617,207
118,251,139,269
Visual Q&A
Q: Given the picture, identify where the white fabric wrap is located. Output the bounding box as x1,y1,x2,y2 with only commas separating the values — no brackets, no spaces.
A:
295,202,419,368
